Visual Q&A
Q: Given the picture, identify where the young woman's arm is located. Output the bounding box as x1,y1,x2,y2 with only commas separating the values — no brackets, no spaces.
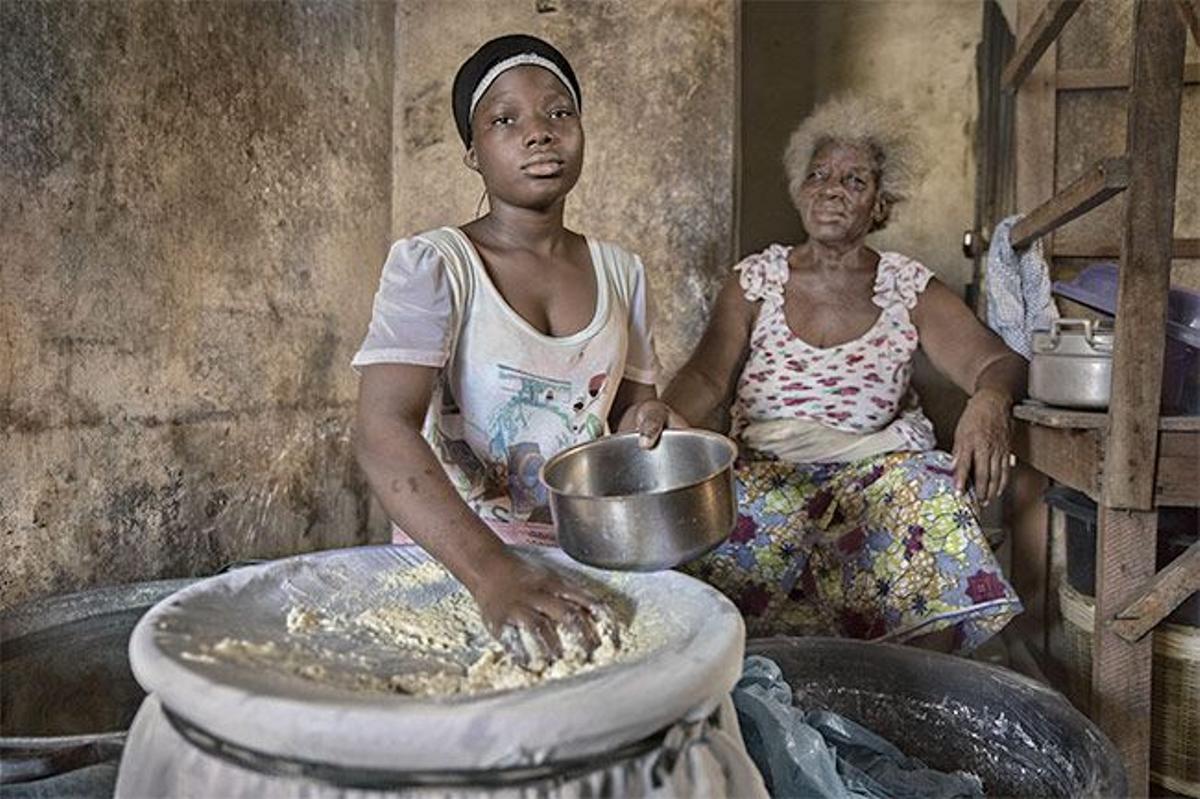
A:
912,278,1028,505
354,363,605,661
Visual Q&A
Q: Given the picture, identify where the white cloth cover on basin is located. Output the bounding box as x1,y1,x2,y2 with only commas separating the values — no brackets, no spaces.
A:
116,545,763,798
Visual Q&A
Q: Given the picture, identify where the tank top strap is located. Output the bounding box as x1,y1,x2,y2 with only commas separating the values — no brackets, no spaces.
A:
734,244,791,305
872,252,935,312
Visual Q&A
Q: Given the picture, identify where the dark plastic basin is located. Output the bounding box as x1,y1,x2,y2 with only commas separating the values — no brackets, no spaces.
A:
746,637,1126,798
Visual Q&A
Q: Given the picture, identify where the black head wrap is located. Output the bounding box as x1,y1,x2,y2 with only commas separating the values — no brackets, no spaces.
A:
451,34,582,148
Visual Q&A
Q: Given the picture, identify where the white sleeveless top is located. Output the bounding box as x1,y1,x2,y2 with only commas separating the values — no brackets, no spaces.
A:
353,227,660,538
731,245,936,455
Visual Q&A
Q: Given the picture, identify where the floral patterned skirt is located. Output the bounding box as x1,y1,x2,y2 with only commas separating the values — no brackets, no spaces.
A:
683,449,1021,654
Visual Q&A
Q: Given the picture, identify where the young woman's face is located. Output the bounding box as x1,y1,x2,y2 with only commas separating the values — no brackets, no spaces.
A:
796,142,883,245
467,65,584,212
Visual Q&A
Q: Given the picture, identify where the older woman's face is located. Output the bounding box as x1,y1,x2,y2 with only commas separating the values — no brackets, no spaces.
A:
796,142,881,246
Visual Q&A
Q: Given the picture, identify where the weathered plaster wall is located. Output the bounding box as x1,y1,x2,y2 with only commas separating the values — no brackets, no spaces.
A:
391,0,738,374
741,0,982,291
1,1,395,609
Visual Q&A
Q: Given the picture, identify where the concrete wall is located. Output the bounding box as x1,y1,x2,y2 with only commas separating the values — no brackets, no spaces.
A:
1,1,396,609
1,0,738,609
740,0,983,291
392,0,738,374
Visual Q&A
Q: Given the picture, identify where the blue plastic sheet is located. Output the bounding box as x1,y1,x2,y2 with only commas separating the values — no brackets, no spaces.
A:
733,655,984,798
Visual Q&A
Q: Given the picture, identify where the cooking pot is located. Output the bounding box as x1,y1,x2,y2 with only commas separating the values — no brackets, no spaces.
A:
1030,319,1114,409
540,430,738,571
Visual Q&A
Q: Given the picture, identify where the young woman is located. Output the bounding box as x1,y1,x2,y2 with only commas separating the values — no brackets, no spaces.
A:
352,35,677,664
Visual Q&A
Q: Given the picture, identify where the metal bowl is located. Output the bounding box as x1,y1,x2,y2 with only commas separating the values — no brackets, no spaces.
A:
540,430,738,571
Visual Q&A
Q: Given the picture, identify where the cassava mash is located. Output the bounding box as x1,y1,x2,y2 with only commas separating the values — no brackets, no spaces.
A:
178,558,662,697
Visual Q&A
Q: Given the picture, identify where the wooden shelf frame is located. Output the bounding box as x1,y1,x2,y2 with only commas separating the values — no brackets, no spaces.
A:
1006,2,1194,793
1052,236,1200,259
1012,405,1200,507
1003,0,1084,90
1010,157,1128,249
1056,62,1200,91
1111,540,1200,642
1179,0,1200,46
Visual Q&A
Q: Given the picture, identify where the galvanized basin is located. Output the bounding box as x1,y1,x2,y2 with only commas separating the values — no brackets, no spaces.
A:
1,578,195,793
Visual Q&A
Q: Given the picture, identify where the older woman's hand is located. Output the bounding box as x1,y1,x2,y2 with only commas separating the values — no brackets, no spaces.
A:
616,399,689,449
951,388,1014,506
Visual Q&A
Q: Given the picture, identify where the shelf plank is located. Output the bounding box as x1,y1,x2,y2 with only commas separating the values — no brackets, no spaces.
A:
1011,157,1128,249
1012,410,1199,506
1014,403,1200,431
1112,540,1200,642
1052,237,1200,259
1003,0,1084,91
1012,421,1102,499
1155,431,1200,506
1056,62,1200,90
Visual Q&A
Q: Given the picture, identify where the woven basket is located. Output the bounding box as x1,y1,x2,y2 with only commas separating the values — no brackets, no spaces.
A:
1059,583,1200,797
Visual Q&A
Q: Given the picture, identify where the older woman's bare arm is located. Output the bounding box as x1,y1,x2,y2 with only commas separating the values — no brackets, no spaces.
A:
912,278,1028,505
661,276,757,431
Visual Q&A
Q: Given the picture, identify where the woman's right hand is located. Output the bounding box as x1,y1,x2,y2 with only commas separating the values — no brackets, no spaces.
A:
469,549,607,668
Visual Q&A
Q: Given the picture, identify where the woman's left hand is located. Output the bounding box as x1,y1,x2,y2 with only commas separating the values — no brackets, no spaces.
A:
951,388,1014,506
616,399,689,449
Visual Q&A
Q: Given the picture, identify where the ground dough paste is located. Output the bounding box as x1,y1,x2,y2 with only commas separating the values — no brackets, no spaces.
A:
182,560,660,698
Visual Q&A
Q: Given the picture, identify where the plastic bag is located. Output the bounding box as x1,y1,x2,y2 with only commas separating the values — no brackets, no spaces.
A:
733,655,983,798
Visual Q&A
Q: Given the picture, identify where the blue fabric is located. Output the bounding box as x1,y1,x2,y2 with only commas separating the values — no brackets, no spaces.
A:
985,215,1059,359
733,655,984,799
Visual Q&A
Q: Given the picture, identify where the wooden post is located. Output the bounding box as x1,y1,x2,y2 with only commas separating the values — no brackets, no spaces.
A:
1104,1,1186,512
1006,465,1052,652
1093,1,1187,794
1015,0,1058,254
1093,507,1158,795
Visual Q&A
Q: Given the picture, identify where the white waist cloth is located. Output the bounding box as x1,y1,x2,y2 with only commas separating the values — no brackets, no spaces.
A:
739,417,911,463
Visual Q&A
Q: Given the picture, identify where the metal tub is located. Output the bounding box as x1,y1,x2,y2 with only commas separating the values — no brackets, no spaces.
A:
1,578,195,796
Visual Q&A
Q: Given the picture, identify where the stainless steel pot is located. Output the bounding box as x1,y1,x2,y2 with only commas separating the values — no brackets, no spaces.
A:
540,430,738,571
1029,319,1114,409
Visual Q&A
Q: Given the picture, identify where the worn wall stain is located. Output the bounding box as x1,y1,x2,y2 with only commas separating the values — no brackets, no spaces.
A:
1,0,395,609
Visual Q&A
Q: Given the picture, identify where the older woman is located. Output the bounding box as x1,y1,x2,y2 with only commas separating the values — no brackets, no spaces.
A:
659,96,1025,653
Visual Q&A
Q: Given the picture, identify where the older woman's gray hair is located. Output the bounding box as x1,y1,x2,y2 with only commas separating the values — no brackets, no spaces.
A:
783,95,924,232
